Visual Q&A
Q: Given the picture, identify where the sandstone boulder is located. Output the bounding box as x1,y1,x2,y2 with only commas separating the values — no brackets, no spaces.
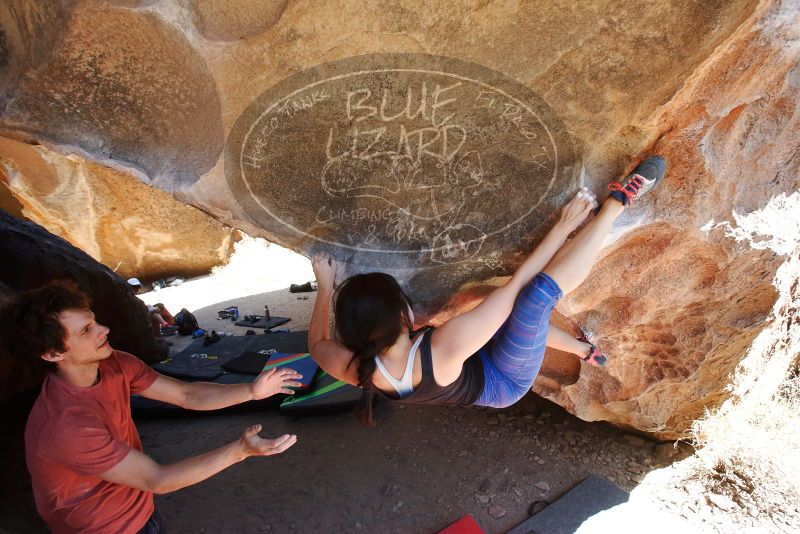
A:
0,1,69,112
186,0,287,41
1,1,224,185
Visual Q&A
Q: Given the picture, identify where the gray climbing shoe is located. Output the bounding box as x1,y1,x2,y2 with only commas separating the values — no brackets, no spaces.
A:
608,156,666,206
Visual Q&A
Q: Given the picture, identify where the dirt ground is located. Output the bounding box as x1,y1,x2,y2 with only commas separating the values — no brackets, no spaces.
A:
136,391,670,533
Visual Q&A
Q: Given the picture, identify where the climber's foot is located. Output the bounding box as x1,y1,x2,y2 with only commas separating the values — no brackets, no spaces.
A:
608,156,666,206
577,330,607,367
581,345,607,367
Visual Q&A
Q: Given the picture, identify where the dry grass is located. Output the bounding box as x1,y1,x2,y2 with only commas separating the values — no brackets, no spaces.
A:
681,192,800,531
690,369,800,523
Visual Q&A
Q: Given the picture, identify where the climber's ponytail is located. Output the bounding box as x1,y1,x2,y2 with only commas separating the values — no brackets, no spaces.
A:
334,272,413,427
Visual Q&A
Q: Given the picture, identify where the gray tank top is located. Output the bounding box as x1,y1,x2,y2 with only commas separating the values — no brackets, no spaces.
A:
373,328,484,406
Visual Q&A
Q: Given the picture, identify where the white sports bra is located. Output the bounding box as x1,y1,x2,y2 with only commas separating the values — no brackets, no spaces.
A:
373,333,425,397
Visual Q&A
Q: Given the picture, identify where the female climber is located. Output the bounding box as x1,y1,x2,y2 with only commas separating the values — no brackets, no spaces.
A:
307,157,666,419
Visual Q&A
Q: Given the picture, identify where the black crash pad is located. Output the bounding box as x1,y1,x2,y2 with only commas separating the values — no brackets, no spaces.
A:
132,331,310,416
152,352,225,381
233,316,290,330
162,330,309,376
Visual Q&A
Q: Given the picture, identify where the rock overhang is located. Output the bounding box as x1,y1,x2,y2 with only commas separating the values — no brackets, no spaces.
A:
0,0,797,438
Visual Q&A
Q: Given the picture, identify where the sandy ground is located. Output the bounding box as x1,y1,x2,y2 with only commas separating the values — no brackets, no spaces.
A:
6,238,787,533
138,237,316,340
136,395,680,533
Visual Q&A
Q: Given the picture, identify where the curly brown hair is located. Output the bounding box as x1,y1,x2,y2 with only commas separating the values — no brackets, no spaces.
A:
0,280,91,370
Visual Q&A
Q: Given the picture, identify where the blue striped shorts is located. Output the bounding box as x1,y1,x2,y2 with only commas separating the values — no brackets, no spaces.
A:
474,272,562,408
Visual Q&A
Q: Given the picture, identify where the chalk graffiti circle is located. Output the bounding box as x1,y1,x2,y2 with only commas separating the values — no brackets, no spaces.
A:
226,54,578,268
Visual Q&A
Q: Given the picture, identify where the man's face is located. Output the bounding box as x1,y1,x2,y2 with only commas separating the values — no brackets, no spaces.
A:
53,309,113,366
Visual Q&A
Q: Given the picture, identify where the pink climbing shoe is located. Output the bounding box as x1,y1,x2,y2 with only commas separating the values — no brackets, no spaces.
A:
578,331,607,367
582,345,608,367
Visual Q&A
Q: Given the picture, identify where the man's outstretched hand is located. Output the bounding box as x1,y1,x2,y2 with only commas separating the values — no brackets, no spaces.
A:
251,367,303,400
238,424,297,459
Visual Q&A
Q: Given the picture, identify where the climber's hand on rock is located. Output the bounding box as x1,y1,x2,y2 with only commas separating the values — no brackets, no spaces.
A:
311,252,338,291
558,188,596,233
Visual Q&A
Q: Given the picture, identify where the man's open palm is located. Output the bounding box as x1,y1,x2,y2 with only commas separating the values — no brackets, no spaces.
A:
240,425,297,457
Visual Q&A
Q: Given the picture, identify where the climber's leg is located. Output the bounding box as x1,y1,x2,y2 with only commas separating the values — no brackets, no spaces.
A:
474,271,561,408
543,156,666,295
474,156,666,407
546,323,592,357
541,198,623,295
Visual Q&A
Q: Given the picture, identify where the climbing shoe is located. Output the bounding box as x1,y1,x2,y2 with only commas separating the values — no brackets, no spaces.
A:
608,156,666,206
203,330,221,346
577,330,607,368
582,345,607,368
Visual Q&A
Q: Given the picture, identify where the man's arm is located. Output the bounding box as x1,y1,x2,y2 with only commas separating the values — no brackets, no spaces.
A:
100,424,296,494
140,367,302,411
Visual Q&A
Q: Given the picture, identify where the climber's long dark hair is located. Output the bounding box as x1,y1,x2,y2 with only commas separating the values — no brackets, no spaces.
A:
333,272,413,426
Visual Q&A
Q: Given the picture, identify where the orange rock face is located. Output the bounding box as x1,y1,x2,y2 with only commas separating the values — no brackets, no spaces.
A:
0,135,240,280
1,0,797,437
539,2,800,438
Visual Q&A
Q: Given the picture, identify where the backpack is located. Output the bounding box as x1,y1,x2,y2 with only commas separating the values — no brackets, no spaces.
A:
174,308,200,336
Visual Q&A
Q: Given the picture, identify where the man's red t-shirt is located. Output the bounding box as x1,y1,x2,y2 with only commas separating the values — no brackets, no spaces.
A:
25,351,158,534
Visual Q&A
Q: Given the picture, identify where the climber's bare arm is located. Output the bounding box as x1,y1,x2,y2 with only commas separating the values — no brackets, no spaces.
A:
433,191,596,367
308,254,359,386
309,339,359,386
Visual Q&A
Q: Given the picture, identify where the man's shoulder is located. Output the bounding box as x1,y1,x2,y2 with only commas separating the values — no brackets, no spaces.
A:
28,376,98,420
103,350,145,378
27,399,104,452
104,349,158,394
106,349,141,366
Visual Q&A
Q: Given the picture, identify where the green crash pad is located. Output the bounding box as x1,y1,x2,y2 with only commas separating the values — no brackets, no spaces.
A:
280,369,362,415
